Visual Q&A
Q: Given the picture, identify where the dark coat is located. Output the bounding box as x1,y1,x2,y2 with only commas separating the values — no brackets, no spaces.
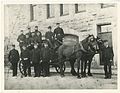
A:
26,32,32,38
8,49,19,63
30,36,36,44
20,49,30,60
54,27,64,41
102,46,114,61
25,38,31,46
35,35,42,44
41,47,50,61
31,48,41,63
45,31,55,42
17,34,26,46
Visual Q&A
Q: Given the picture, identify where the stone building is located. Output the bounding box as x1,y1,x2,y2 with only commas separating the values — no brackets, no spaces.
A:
4,4,117,68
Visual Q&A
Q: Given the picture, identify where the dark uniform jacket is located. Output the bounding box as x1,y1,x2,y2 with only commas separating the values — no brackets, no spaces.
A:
31,48,41,63
25,38,31,46
26,32,32,38
54,27,64,41
30,36,36,44
20,49,30,61
35,35,42,44
8,49,19,63
41,47,50,61
17,34,26,46
34,30,41,36
45,31,55,42
102,46,114,61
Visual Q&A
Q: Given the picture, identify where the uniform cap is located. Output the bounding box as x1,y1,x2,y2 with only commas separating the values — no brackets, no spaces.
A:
48,26,52,29
12,44,15,47
56,23,60,25
35,26,38,28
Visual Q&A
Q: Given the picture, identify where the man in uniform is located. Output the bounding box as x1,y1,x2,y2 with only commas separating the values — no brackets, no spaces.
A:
40,41,51,77
102,40,114,79
45,26,55,47
26,27,32,38
34,26,40,36
25,34,31,48
35,31,42,49
30,32,36,49
17,30,26,51
31,44,41,77
20,45,31,77
8,45,19,77
54,23,64,42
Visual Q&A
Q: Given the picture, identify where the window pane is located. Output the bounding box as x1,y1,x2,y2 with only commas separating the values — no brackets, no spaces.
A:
78,4,86,12
101,25,112,33
63,4,69,15
47,4,55,18
33,5,38,20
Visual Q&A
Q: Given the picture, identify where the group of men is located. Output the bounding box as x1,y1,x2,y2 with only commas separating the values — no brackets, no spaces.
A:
8,23,64,77
8,22,114,79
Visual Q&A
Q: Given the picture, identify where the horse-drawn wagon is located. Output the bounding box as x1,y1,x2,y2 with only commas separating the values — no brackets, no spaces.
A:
18,34,79,76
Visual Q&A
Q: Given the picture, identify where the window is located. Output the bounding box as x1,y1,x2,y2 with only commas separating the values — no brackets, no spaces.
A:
60,4,69,16
75,4,86,13
47,4,55,18
97,24,112,33
101,25,112,33
30,4,37,21
101,3,115,8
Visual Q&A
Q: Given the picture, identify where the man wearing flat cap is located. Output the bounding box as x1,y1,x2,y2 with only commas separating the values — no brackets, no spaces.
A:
54,23,64,42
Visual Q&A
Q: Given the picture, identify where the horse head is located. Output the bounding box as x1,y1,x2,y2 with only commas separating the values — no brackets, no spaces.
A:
87,35,100,54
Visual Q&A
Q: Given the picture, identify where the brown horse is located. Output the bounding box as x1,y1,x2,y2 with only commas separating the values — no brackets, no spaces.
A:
58,35,99,78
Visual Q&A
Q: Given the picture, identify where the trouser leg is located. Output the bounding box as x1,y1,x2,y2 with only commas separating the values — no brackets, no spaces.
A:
27,61,31,76
104,62,108,77
108,61,112,78
12,63,18,76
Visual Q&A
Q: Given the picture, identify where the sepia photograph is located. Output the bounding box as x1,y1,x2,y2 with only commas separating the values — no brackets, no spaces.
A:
3,3,118,90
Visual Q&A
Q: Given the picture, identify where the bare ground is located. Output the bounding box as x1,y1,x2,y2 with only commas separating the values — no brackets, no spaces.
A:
4,67,117,90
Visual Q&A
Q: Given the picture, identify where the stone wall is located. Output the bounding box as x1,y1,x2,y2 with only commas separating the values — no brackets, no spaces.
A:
4,4,117,68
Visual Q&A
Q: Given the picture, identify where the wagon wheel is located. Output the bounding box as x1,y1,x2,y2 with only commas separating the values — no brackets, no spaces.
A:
18,60,25,75
55,63,66,73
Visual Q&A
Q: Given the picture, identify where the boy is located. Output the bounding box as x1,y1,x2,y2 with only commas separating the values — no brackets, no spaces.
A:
20,45,31,77
102,40,114,79
8,45,19,77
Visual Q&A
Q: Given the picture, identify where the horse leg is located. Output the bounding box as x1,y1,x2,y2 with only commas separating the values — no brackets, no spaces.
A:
81,59,84,77
83,60,87,77
88,59,93,76
77,58,81,79
60,59,65,77
70,59,77,76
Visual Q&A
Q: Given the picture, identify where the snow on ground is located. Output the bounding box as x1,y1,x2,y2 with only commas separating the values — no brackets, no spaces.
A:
4,68,117,90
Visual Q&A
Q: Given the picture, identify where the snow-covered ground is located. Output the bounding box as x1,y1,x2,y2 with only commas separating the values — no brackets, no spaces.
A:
4,67,117,89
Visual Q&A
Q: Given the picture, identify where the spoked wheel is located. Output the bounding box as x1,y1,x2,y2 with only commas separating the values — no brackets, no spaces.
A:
19,60,25,75
55,63,66,73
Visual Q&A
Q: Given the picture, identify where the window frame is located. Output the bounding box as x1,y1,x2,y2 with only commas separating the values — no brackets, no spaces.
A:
75,4,86,13
60,4,69,16
46,4,55,19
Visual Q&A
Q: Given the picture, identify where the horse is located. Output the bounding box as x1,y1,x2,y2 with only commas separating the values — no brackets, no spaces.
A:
57,34,99,78
80,35,99,77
